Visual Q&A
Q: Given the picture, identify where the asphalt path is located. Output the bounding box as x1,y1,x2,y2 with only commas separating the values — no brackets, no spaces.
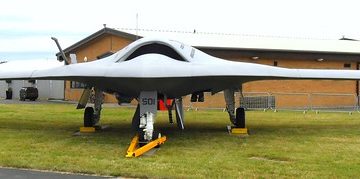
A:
0,99,76,105
0,167,115,179
0,99,132,108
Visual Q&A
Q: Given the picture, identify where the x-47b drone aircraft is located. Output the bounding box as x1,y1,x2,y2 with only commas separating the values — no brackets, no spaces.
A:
1,37,360,143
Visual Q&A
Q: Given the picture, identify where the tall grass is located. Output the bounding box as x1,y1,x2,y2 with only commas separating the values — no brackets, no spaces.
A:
0,103,359,178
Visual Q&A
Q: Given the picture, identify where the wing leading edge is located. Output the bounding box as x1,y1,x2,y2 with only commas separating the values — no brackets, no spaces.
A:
1,37,360,97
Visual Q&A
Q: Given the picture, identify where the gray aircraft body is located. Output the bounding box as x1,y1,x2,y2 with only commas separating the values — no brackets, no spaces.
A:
1,37,360,141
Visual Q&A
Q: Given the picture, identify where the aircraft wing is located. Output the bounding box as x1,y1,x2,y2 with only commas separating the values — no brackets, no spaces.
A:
1,58,359,80
1,37,360,98
0,59,108,81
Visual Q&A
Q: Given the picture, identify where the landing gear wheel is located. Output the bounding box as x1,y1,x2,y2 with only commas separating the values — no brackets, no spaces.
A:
153,130,161,148
138,130,146,147
131,104,140,131
20,94,26,101
234,107,245,128
137,130,161,147
84,107,94,127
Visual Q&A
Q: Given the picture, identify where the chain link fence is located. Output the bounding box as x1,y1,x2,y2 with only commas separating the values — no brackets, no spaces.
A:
184,92,360,112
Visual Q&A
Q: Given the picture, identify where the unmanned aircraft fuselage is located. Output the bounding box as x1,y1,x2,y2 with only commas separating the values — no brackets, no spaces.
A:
1,37,360,99
2,36,360,145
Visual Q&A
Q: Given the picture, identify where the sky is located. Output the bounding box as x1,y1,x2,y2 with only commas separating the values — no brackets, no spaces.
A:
0,0,360,61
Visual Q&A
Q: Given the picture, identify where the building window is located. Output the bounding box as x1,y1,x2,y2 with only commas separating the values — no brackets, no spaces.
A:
28,80,36,84
97,51,114,59
344,63,351,68
71,81,86,89
274,61,278,66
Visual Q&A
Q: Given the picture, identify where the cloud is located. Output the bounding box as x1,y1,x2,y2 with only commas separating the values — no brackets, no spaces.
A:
0,52,55,61
0,0,359,59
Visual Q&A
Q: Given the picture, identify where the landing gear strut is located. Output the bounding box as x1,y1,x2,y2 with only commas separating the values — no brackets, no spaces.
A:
163,95,185,130
224,89,248,135
79,88,104,132
127,91,167,157
131,91,162,143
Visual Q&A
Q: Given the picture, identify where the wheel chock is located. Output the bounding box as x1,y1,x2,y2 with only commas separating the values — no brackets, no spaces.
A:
79,127,96,133
227,125,248,135
231,127,248,134
126,135,167,158
126,135,139,155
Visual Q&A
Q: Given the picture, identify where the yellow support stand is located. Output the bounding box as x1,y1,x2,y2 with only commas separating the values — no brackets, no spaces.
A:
231,127,248,135
126,135,139,155
79,127,96,133
227,125,248,135
126,135,167,158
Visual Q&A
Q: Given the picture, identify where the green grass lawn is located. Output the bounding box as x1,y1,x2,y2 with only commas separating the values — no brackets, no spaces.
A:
0,103,360,178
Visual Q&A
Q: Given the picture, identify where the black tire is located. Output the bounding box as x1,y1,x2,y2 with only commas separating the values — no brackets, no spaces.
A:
152,130,161,140
6,91,12,100
190,94,197,102
20,92,26,101
198,92,204,102
137,130,161,147
235,107,246,128
84,107,94,127
153,130,161,148
138,130,146,147
131,104,140,131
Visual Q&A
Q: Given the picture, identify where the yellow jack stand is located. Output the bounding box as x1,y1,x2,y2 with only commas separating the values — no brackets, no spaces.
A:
126,135,167,158
231,128,248,134
228,125,248,135
79,127,96,133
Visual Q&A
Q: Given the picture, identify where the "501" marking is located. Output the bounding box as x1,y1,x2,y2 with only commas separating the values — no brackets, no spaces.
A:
142,98,156,105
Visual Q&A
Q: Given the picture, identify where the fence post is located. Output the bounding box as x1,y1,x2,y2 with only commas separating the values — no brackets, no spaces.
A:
308,93,312,111
267,92,272,110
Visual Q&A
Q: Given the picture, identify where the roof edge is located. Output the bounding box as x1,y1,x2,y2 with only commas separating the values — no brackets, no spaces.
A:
55,28,141,57
196,46,360,56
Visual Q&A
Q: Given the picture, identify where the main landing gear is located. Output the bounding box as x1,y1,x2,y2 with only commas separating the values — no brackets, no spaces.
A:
224,89,248,135
79,88,104,133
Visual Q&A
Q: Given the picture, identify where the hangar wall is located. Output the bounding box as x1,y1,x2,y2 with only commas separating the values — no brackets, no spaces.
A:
203,49,358,94
201,49,358,108
61,28,360,109
0,80,64,100
0,81,8,99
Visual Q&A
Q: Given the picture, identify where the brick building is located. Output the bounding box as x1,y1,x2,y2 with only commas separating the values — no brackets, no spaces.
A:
57,28,360,109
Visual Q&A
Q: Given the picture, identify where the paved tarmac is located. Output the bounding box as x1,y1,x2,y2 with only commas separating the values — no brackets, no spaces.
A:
0,99,75,105
0,167,114,179
0,99,134,108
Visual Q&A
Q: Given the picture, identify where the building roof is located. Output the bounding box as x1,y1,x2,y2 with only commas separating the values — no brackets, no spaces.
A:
57,27,360,58
56,28,141,57
118,28,360,55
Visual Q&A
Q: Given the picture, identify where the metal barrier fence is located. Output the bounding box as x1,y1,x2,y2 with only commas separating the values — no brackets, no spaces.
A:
184,92,360,112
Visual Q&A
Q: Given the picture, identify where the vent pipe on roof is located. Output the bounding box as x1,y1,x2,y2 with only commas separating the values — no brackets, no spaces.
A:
136,13,139,40
51,37,71,65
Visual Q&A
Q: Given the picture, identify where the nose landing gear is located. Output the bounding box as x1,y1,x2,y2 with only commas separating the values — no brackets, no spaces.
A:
127,91,167,157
